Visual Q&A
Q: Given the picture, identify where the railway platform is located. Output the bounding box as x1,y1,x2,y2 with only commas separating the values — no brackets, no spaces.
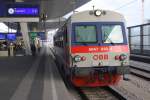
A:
0,47,74,100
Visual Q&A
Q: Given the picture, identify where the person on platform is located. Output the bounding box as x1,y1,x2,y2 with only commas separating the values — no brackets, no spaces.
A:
30,43,36,56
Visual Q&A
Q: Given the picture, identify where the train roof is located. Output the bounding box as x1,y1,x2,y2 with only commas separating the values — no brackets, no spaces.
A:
54,10,126,38
70,10,125,23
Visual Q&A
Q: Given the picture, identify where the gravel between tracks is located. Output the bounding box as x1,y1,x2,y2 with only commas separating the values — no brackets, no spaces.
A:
113,74,150,100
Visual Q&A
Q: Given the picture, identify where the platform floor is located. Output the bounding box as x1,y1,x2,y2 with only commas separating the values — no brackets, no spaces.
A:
0,47,73,100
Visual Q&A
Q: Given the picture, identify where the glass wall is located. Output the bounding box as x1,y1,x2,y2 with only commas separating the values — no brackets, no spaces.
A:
143,25,150,54
129,27,141,53
128,24,150,56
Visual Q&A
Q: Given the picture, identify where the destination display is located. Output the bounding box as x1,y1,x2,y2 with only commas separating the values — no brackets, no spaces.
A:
6,3,40,17
8,7,39,16
0,3,40,17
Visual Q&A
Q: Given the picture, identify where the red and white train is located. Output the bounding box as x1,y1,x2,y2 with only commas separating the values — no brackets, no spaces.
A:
53,10,130,87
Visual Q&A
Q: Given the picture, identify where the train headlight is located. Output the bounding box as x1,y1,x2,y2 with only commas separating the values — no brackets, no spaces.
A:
119,54,127,61
94,10,102,16
74,55,81,62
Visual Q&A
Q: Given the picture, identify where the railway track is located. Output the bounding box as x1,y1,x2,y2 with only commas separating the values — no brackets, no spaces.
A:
76,86,127,100
130,61,150,80
50,48,128,100
130,66,150,80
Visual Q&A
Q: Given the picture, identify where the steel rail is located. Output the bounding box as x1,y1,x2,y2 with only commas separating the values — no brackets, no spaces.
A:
76,86,127,100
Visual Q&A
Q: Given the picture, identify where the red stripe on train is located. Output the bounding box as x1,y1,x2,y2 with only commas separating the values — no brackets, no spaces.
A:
71,45,129,53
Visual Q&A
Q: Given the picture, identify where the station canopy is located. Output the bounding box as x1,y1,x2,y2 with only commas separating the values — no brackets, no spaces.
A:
1,0,90,19
0,0,91,31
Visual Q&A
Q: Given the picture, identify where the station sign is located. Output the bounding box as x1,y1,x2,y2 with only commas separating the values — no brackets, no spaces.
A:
7,34,16,41
29,32,46,41
8,8,39,16
6,3,39,17
29,32,37,39
0,34,6,40
38,32,46,40
0,33,17,41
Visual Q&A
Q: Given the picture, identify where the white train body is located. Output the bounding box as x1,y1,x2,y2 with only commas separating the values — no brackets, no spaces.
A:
54,10,130,87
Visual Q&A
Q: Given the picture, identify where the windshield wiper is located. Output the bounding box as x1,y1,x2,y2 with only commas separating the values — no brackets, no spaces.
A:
103,33,115,45
103,39,114,45
107,39,115,45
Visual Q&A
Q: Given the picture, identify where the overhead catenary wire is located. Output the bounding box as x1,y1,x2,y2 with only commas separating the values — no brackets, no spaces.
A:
114,0,138,10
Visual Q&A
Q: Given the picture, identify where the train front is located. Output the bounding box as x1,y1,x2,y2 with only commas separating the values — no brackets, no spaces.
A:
70,10,130,87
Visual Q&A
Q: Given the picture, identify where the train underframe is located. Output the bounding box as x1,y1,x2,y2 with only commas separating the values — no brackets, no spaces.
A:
70,66,130,87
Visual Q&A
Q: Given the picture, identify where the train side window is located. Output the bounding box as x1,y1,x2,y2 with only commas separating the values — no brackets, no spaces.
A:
64,28,68,43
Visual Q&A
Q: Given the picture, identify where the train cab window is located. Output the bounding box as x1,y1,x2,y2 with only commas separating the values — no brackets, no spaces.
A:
102,25,124,44
75,25,97,42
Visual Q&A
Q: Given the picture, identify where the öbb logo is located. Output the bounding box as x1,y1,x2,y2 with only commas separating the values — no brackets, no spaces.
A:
93,54,108,60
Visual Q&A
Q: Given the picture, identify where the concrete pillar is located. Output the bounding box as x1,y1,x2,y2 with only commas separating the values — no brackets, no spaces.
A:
20,22,31,55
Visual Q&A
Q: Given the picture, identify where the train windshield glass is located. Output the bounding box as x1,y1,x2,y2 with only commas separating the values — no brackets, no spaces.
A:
102,25,124,44
75,25,97,43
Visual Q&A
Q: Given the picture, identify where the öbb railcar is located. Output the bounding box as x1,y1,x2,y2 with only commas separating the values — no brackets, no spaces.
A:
53,10,130,87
